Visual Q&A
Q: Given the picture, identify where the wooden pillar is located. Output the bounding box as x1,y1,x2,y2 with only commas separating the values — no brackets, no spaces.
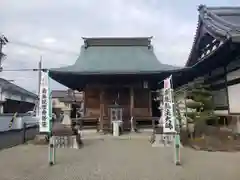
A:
149,90,152,117
130,87,134,117
99,89,104,133
130,87,135,131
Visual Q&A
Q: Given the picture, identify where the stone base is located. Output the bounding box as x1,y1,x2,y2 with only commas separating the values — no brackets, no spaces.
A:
33,134,49,145
152,134,172,147
175,161,181,166
152,134,183,147
53,136,80,149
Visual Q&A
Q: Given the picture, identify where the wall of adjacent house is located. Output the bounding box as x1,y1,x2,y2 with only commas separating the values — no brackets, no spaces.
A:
3,99,35,113
0,114,39,149
207,57,240,115
0,88,36,104
208,66,228,113
0,114,39,132
226,60,240,114
0,125,38,150
0,85,37,114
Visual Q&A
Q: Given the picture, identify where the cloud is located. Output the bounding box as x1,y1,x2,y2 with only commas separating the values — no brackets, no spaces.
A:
41,37,57,44
4,0,232,92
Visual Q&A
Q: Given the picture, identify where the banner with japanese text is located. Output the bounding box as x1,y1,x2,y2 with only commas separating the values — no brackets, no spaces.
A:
39,71,51,132
162,75,176,133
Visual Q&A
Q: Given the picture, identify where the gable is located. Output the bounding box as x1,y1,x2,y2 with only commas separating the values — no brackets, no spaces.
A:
185,5,240,67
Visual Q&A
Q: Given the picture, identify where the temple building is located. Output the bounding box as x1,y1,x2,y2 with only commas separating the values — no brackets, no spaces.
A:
180,5,240,130
49,37,185,133
48,5,240,135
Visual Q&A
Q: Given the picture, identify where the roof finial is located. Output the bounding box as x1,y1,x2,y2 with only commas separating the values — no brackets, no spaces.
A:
198,4,206,11
84,39,88,49
147,38,152,49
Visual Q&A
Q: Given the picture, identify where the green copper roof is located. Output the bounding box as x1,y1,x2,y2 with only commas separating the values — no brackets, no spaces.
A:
50,37,180,75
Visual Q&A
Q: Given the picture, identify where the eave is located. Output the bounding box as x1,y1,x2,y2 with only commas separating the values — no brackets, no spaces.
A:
49,68,190,90
185,5,240,67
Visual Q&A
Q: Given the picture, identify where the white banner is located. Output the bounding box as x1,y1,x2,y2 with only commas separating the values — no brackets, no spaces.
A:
39,71,50,132
162,76,176,133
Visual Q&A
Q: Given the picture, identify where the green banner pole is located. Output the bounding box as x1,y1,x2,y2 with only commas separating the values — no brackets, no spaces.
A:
174,133,181,165
170,75,181,166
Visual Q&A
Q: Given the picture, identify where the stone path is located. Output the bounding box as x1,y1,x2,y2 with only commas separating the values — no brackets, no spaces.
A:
0,137,240,180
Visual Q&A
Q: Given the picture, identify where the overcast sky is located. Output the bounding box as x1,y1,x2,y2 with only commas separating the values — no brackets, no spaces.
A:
1,0,239,93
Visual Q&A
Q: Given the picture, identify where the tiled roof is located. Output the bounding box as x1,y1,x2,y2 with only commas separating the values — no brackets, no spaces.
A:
185,5,240,67
0,78,37,99
49,37,180,75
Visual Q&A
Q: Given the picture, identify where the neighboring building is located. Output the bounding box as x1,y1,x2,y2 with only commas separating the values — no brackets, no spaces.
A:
49,37,184,132
52,89,84,119
180,5,240,131
0,78,38,113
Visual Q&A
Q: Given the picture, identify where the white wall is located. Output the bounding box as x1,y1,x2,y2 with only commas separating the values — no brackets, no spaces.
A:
227,68,240,113
0,115,39,132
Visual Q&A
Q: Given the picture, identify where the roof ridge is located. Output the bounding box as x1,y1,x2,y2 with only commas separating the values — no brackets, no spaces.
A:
199,4,240,35
82,37,153,40
199,5,240,11
0,78,37,98
82,37,153,48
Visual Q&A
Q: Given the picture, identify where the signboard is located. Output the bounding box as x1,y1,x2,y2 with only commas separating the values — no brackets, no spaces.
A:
162,76,175,133
39,71,51,132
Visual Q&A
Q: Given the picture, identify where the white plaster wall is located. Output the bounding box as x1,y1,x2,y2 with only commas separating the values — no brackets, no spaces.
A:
227,68,240,113
227,68,240,81
0,115,39,132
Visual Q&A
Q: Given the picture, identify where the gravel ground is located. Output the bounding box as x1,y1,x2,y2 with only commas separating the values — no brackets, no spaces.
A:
0,137,240,180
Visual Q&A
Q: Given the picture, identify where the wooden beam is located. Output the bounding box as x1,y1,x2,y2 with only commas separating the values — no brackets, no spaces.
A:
86,82,143,89
83,90,86,116
130,87,135,131
130,87,134,117
99,89,104,133
149,90,152,117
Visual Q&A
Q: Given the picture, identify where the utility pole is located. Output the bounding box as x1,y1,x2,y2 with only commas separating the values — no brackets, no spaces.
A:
0,35,8,72
38,56,42,97
36,57,42,116
0,35,8,113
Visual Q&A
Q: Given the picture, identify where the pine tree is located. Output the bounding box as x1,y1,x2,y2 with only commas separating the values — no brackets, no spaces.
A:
184,81,218,138
174,78,219,139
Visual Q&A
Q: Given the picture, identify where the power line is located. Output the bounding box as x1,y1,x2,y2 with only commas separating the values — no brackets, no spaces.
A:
8,40,79,56
1,68,48,72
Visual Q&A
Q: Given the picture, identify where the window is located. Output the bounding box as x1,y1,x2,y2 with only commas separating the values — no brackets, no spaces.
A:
212,88,228,108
